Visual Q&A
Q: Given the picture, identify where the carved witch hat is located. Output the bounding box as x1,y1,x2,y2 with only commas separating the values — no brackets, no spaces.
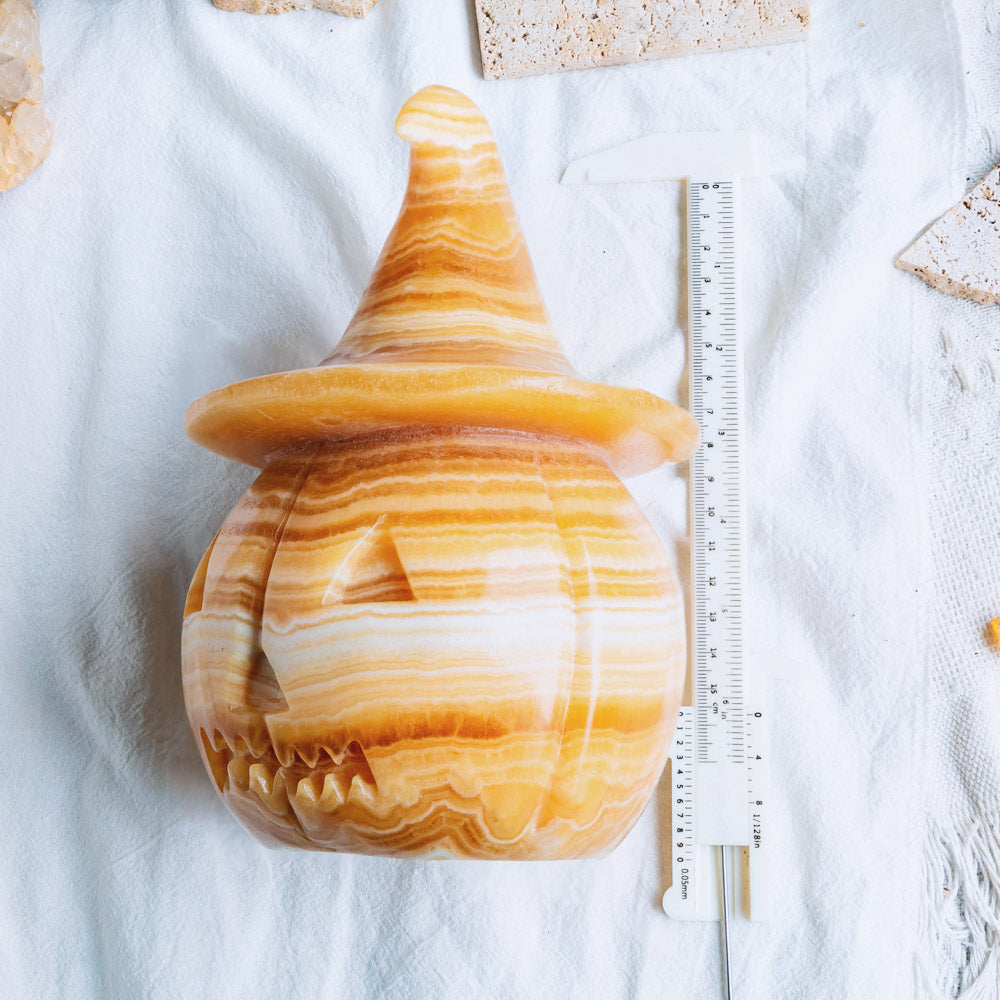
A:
185,86,699,477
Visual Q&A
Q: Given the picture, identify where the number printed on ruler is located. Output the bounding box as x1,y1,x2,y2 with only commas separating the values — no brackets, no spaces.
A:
671,708,696,904
688,180,747,774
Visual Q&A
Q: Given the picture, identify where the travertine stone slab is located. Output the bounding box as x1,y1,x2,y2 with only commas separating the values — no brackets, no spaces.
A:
213,0,376,15
475,0,810,80
896,165,1000,307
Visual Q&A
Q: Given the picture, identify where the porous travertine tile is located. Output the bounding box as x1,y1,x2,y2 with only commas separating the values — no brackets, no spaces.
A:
897,165,1000,306
475,0,810,80
213,0,377,16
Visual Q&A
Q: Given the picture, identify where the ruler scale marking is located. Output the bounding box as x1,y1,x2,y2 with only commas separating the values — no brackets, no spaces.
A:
688,179,749,849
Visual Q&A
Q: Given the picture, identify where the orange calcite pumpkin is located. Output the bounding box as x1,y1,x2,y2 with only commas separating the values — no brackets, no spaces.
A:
182,86,699,858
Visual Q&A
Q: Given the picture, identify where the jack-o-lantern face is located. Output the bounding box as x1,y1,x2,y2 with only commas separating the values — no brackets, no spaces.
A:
182,87,698,859
183,428,685,857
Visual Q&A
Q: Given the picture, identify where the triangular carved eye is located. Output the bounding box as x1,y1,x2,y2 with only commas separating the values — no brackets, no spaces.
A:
246,650,289,712
325,524,416,605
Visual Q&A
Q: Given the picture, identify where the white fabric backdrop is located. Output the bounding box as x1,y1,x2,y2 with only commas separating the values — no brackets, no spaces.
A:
923,3,1000,996
0,1,977,997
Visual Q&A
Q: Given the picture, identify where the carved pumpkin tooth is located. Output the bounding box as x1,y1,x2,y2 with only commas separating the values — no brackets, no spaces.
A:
318,744,343,766
214,730,241,758
319,771,349,810
181,86,693,859
206,728,228,754
199,730,231,793
248,761,272,796
294,773,322,806
245,730,273,761
346,772,378,807
248,763,293,816
226,755,251,790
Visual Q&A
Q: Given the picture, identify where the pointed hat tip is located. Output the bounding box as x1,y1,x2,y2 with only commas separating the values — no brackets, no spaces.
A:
395,86,493,149
328,83,570,375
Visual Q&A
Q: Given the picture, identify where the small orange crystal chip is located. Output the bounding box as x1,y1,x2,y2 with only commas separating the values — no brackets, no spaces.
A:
991,618,1000,649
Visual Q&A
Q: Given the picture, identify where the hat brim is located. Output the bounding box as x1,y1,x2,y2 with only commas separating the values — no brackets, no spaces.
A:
184,364,699,478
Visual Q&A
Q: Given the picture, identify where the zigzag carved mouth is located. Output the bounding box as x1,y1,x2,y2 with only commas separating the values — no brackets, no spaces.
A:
200,728,378,819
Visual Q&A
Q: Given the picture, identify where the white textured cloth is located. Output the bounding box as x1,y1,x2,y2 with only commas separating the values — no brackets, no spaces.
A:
0,2,980,998
922,4,1000,996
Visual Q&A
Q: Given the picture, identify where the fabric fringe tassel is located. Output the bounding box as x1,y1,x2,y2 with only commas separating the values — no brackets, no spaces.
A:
916,815,1000,997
